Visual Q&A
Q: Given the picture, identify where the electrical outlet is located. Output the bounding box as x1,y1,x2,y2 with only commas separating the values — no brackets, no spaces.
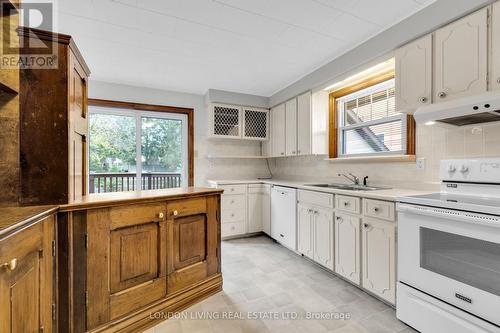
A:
416,158,425,170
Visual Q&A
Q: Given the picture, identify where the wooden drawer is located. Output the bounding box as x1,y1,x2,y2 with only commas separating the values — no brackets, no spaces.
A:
363,199,395,221
222,222,246,237
222,209,245,223
298,190,334,209
220,184,247,195
222,194,246,210
109,202,166,230
336,195,360,214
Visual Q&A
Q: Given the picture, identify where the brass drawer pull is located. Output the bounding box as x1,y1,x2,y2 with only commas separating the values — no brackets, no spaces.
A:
1,258,17,271
158,212,165,219
173,210,179,216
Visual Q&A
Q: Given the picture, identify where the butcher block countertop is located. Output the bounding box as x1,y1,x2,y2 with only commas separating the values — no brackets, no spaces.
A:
60,187,223,211
0,205,58,238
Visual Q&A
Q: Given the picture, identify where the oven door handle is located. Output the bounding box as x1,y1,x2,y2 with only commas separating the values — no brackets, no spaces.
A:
397,203,500,229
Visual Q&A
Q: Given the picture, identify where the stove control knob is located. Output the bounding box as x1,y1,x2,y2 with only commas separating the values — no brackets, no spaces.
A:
448,165,456,173
460,165,469,174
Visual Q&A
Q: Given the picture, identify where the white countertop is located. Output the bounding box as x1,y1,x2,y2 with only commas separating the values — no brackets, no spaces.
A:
206,179,434,201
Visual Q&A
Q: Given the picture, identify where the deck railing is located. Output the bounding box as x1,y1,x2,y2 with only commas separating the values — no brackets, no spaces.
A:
89,172,182,193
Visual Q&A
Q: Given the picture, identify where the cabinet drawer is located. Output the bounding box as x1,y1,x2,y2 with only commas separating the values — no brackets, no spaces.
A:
363,199,395,221
222,209,245,223
336,195,360,214
222,194,246,210
298,190,334,209
222,222,246,237
220,184,247,195
109,202,166,230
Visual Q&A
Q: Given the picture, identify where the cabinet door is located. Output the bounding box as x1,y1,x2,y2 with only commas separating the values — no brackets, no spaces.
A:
0,217,54,333
297,92,311,155
271,104,286,157
262,186,271,236
69,52,88,201
313,208,334,271
248,192,263,233
335,213,360,285
362,218,396,304
285,98,297,156
86,203,167,328
395,34,432,112
210,104,242,138
490,2,500,91
434,8,487,102
297,204,314,259
166,196,219,293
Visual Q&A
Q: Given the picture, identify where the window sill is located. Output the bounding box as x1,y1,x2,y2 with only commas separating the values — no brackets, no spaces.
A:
324,155,416,163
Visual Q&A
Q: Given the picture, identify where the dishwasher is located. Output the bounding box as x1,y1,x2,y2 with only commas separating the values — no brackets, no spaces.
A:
271,186,297,251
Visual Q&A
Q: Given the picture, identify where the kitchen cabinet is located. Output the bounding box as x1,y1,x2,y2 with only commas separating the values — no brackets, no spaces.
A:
271,104,286,157
0,214,56,333
220,184,247,238
297,92,311,155
19,28,91,205
361,217,396,304
314,207,334,270
335,212,361,285
271,186,297,250
434,8,488,102
490,2,500,91
297,91,329,155
248,184,270,234
285,98,298,156
395,34,432,112
297,204,314,259
208,104,269,140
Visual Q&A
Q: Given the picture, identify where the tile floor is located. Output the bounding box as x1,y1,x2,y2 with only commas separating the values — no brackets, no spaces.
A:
147,236,416,333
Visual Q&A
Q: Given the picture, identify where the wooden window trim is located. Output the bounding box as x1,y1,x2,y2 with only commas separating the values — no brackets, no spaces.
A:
88,98,194,187
328,71,415,159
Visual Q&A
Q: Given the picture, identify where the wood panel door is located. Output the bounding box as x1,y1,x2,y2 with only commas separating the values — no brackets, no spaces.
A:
86,203,167,329
0,216,55,333
68,51,88,201
313,208,334,271
434,8,488,102
271,104,286,157
334,213,360,285
361,218,396,304
297,92,312,155
166,196,219,294
297,204,314,260
395,34,432,112
285,98,297,156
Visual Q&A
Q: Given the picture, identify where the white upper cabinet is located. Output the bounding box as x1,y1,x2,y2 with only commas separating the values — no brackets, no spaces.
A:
434,8,488,102
285,98,298,156
297,92,312,155
395,34,432,112
490,2,500,91
242,107,269,140
271,104,286,157
208,103,269,140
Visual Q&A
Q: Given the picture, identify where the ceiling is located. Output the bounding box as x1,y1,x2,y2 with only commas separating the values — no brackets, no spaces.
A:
56,0,435,96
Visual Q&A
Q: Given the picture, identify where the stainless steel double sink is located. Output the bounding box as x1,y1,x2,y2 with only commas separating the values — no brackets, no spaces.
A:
304,183,390,191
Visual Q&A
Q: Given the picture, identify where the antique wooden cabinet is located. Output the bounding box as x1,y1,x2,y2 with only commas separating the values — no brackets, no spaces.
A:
0,208,57,333
18,28,90,205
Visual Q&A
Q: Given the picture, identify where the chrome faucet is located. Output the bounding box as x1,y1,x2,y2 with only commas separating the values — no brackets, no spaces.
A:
338,173,360,185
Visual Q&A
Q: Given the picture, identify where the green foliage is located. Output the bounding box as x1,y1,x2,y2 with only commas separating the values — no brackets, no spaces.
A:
141,117,182,172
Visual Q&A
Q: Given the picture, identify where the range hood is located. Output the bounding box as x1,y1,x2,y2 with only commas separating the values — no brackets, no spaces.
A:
413,92,500,126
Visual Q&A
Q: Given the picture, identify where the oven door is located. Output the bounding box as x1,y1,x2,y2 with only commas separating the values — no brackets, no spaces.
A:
398,203,500,326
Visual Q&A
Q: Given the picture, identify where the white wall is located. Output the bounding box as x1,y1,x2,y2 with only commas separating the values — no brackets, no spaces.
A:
89,81,269,186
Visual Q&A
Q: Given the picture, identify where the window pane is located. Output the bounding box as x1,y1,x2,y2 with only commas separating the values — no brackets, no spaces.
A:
342,120,403,155
89,113,137,193
141,117,183,189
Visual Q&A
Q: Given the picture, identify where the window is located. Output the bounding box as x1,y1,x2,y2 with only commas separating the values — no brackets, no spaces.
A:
330,75,415,158
88,100,193,193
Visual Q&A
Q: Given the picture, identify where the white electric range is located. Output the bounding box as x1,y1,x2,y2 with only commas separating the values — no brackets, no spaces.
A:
397,159,500,333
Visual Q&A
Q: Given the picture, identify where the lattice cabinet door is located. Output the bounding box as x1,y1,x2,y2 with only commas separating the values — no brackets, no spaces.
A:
209,104,242,138
242,107,269,140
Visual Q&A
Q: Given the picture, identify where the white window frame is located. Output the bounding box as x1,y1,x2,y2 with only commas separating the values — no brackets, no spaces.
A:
337,79,406,158
88,105,189,190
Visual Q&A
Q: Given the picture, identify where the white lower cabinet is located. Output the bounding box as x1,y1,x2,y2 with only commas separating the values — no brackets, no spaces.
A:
220,184,248,238
361,217,396,304
248,184,270,234
313,207,334,270
335,212,361,285
297,204,314,259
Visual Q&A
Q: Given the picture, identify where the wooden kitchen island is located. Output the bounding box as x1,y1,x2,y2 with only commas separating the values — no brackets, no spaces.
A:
0,187,223,333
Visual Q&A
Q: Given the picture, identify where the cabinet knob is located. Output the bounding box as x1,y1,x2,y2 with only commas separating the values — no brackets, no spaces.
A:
344,202,350,206
419,97,428,103
373,207,379,212
173,210,179,216
336,216,341,220
363,223,370,228
1,258,17,271
231,200,235,204
438,92,447,99
292,151,296,154
297,150,301,154
158,212,165,219
281,152,284,155
497,77,500,84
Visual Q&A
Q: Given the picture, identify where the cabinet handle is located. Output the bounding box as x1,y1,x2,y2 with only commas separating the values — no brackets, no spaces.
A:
173,210,179,216
438,91,447,99
373,207,379,212
344,202,350,206
363,223,370,228
280,234,284,238
1,258,17,271
497,77,500,84
158,212,165,219
336,216,341,220
419,97,427,103
281,152,284,155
